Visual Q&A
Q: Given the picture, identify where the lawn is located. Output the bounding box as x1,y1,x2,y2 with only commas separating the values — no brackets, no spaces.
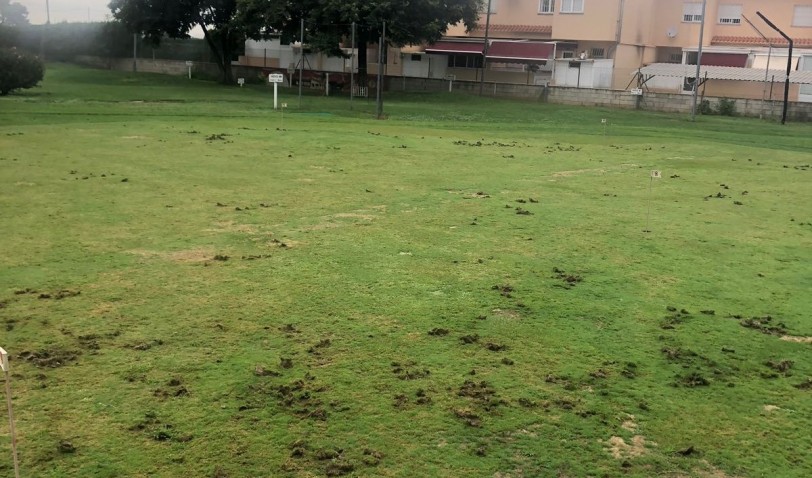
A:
0,64,811,478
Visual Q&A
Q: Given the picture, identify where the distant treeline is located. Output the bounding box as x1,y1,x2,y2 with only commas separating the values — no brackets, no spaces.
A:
0,22,218,63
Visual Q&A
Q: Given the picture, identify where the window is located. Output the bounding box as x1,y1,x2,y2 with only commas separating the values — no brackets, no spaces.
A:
669,53,683,63
490,62,525,72
794,5,812,27
561,0,584,14
539,0,554,14
717,4,742,25
561,51,575,59
683,77,696,92
590,48,605,58
410,54,422,62
682,2,703,23
448,55,483,69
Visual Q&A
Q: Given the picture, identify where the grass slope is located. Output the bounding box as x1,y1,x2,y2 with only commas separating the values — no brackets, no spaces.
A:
0,64,811,478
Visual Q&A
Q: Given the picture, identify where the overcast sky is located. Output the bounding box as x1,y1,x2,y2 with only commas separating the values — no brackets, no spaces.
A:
18,0,112,24
17,0,204,37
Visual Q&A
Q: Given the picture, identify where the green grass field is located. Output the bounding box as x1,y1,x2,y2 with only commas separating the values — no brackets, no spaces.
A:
1,64,811,478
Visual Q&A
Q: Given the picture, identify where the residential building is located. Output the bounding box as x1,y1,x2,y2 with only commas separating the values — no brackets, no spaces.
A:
238,1,812,101
436,0,812,100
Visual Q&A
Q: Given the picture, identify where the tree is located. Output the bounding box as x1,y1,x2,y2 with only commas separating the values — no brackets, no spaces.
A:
0,0,28,48
0,47,44,95
240,0,482,85
0,0,29,27
108,0,246,84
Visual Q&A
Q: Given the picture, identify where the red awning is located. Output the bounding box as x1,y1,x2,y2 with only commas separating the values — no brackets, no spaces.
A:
487,41,554,62
701,53,748,67
425,41,483,55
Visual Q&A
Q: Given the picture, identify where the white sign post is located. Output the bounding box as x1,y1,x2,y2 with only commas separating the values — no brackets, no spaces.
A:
269,73,285,110
185,61,193,80
1,347,20,478
445,74,456,93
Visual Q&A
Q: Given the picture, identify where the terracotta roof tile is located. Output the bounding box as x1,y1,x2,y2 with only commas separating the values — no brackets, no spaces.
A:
472,24,552,34
712,35,812,47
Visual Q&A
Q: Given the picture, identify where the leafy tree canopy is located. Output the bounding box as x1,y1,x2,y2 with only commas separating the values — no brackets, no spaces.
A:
109,0,246,83
0,0,28,27
238,0,482,80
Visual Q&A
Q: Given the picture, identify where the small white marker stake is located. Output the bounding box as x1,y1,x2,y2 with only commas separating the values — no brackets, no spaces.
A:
644,171,662,233
601,118,607,136
281,103,288,130
1,347,20,478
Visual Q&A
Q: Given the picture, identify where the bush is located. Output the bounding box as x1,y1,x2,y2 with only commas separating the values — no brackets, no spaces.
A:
718,98,736,116
698,99,713,115
0,47,44,95
0,24,20,48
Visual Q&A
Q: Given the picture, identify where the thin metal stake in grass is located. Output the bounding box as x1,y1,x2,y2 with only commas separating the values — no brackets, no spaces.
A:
645,170,661,233
1,347,20,478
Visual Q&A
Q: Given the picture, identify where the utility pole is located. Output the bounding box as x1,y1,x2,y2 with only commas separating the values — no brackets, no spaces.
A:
41,0,51,60
756,11,793,125
376,22,386,119
298,18,304,108
132,33,138,72
350,22,355,110
478,0,493,96
690,0,707,121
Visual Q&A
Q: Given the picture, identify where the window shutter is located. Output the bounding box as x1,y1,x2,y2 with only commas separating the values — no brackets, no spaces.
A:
717,4,742,25
794,6,812,27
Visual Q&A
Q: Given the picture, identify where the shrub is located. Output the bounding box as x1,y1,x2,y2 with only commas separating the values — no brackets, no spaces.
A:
698,99,713,115
0,47,43,95
718,98,736,116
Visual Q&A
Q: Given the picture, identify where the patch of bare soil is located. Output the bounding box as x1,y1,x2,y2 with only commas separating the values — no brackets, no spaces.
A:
302,208,384,231
206,221,258,234
551,168,605,178
795,378,812,390
604,435,649,459
128,411,191,442
18,348,80,368
128,248,215,263
552,268,583,289
621,414,638,432
780,335,812,344
242,375,331,421
391,361,430,380
737,315,789,336
463,191,491,199
491,309,522,320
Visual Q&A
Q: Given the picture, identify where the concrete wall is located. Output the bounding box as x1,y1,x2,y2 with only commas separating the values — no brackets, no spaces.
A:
391,76,812,121
72,56,811,121
75,56,264,82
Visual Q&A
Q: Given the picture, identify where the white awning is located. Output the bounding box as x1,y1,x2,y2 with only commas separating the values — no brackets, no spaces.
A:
636,63,812,84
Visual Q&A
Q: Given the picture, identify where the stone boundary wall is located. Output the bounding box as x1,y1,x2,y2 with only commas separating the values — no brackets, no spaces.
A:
72,57,812,121
74,56,261,82
392,76,812,121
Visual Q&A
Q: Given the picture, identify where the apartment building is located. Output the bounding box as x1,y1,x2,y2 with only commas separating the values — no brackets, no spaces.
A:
435,0,812,100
